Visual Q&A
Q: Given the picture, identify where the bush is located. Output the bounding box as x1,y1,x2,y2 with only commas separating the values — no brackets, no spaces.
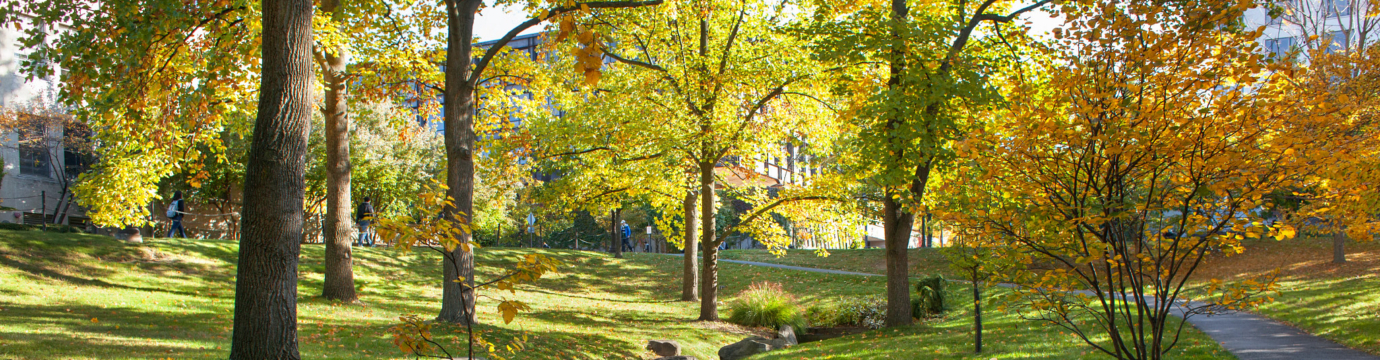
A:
45,225,84,234
838,295,888,329
726,282,807,333
0,223,31,231
912,274,947,317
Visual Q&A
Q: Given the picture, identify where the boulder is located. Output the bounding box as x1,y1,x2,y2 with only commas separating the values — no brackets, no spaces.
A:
777,325,798,346
718,336,792,360
646,339,681,357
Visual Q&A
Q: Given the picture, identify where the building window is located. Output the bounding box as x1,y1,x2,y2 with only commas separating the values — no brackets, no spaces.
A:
1326,30,1350,53
18,125,50,178
1264,36,1296,60
1322,0,1351,17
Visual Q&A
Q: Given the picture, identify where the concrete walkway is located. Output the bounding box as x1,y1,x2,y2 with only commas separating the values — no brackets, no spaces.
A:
669,254,1377,360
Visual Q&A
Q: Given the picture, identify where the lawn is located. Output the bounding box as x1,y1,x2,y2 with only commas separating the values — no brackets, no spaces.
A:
0,230,1233,359
719,248,954,277
1189,236,1380,355
752,282,1232,360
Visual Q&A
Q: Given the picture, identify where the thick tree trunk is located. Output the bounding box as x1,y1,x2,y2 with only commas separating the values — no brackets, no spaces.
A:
682,190,699,301
437,0,481,325
228,0,313,356
698,163,720,321
883,195,914,327
1333,231,1347,264
318,0,356,302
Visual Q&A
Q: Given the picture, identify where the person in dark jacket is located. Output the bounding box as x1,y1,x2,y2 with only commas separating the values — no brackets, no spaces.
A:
356,197,376,247
166,191,187,238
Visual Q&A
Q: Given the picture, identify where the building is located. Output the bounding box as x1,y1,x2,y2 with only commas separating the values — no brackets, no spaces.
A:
1246,0,1375,60
0,14,91,228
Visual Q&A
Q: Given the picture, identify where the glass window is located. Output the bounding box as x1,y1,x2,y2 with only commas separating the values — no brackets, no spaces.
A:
1322,0,1351,16
1264,36,1296,60
1326,30,1350,53
18,124,50,178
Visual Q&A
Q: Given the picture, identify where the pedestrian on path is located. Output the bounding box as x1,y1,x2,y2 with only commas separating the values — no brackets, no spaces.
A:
165,191,187,238
356,196,376,247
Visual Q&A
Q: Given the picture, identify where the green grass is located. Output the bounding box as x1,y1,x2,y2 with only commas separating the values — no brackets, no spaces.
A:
0,230,1234,359
719,248,953,277
754,284,1234,360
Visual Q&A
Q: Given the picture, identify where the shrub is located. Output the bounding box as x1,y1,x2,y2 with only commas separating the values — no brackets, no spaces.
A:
45,225,84,234
912,274,947,317
726,282,807,333
805,303,842,328
839,295,888,329
0,223,32,231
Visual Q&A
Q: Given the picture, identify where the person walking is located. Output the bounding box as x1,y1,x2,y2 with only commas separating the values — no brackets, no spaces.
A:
166,191,187,238
356,196,376,247
620,220,633,252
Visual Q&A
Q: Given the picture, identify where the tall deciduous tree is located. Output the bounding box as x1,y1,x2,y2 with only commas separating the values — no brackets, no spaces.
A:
316,0,357,302
808,0,1049,327
229,0,314,356
431,0,663,324
522,0,849,320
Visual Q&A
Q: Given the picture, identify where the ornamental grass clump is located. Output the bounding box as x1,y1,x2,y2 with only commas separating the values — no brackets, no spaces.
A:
726,281,807,332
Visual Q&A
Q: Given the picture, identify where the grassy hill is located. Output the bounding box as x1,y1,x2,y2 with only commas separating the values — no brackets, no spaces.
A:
0,230,1234,359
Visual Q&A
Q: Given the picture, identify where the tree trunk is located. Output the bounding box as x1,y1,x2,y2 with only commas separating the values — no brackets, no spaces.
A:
318,0,356,302
612,208,623,258
698,162,720,321
228,0,313,355
973,274,982,353
881,0,915,328
437,0,481,325
883,195,914,327
1333,231,1347,264
682,190,699,301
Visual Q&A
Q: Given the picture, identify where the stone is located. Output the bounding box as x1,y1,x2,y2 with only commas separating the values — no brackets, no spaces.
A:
646,339,681,357
655,356,698,360
718,336,781,360
777,325,798,346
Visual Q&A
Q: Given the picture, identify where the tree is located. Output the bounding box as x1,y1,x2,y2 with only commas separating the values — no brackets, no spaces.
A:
1269,0,1380,264
518,0,850,320
6,0,263,228
807,0,1050,327
227,0,315,356
947,0,1319,358
316,0,357,302
429,0,662,325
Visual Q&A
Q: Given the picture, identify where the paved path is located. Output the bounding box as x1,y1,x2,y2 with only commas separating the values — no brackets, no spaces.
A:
663,254,1377,360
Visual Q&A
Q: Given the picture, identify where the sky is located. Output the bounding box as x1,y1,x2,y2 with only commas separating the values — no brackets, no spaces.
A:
472,3,1064,42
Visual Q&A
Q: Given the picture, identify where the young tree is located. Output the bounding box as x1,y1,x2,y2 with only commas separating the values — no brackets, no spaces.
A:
948,0,1320,358
808,0,1050,326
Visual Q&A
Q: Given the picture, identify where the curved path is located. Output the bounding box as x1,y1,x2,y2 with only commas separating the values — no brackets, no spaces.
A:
664,254,1378,360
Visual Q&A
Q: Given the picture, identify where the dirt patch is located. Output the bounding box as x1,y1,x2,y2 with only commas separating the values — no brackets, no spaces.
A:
695,320,774,339
798,326,870,343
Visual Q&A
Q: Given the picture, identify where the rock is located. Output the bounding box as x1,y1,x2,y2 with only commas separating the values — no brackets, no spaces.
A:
647,339,681,357
777,325,798,346
719,336,789,360
655,356,698,360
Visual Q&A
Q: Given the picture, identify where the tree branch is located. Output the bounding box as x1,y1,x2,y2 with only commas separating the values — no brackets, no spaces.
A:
604,51,666,71
469,0,665,86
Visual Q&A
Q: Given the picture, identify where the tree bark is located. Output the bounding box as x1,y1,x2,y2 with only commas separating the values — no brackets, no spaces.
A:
682,190,699,301
437,0,481,325
318,0,356,303
228,0,313,356
698,162,720,321
883,194,914,327
1333,231,1347,264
